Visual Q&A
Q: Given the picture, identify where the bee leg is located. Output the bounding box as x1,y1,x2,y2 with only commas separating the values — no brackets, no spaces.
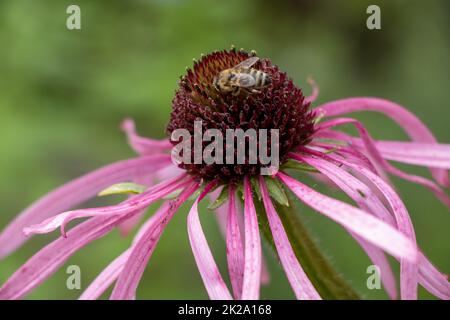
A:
251,89,261,94
232,87,240,96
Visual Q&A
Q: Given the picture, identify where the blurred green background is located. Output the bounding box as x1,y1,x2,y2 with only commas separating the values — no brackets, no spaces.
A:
0,0,449,299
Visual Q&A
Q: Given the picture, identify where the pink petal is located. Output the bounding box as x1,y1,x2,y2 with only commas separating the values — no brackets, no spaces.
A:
24,173,190,236
355,238,398,299
226,184,245,299
210,188,270,286
362,141,450,169
110,184,199,300
277,172,418,263
326,153,419,299
241,177,262,300
316,118,450,209
121,118,172,155
293,153,398,299
315,130,450,169
303,148,449,299
80,202,172,300
187,188,233,300
0,214,128,299
258,176,321,300
418,252,450,300
314,97,448,186
0,155,172,259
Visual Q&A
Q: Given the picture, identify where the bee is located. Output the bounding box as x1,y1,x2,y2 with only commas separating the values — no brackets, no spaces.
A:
213,57,272,96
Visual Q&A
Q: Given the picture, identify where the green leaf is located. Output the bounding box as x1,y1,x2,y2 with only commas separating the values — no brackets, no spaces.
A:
264,177,289,207
207,185,229,210
98,182,147,197
281,159,320,173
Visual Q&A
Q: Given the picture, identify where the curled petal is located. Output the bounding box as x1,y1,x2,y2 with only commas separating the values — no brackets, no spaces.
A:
187,190,233,300
258,176,321,300
110,184,198,300
241,177,262,300
121,118,172,155
293,154,398,298
80,202,173,300
24,173,190,237
316,118,450,209
304,148,449,300
278,172,418,263
0,154,171,259
298,152,418,299
226,185,245,299
315,97,448,186
0,214,127,299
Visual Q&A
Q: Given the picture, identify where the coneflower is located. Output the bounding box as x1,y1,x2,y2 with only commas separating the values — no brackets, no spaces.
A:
0,48,448,300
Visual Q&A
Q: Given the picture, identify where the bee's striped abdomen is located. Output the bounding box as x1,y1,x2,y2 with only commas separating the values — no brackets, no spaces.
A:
248,69,270,88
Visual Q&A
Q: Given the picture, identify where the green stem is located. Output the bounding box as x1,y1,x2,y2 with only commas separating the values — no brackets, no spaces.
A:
253,195,360,300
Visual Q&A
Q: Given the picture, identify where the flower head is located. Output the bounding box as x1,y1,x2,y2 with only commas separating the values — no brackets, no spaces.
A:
167,48,315,182
1,49,449,300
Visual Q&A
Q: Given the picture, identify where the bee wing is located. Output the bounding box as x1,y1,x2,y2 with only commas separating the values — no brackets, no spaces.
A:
235,56,259,69
234,73,256,87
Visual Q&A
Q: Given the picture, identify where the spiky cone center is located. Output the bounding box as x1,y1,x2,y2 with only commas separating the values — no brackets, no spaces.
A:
166,49,316,183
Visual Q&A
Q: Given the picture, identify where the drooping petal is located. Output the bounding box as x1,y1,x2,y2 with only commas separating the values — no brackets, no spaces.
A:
355,238,398,299
241,177,262,300
277,172,418,263
187,186,233,300
121,118,172,155
110,184,199,300
302,147,449,300
297,152,418,299
0,214,129,299
314,97,448,186
361,141,450,169
326,153,437,300
80,201,172,300
226,184,245,299
258,176,321,300
316,118,450,209
315,129,450,169
24,173,190,237
418,252,450,300
210,188,270,286
0,154,172,259
292,153,398,299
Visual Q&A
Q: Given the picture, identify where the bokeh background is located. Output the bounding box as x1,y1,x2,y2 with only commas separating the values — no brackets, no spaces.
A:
0,0,449,299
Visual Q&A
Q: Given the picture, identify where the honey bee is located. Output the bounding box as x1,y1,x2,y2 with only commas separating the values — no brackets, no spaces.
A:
213,57,272,96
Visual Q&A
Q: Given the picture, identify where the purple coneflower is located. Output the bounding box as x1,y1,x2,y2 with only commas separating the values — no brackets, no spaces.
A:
0,48,449,300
